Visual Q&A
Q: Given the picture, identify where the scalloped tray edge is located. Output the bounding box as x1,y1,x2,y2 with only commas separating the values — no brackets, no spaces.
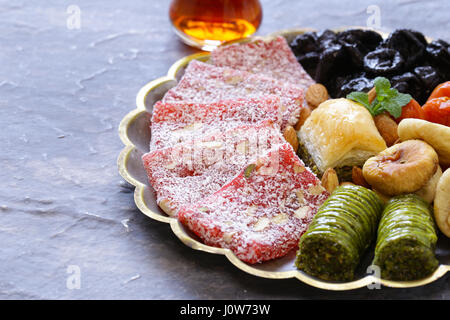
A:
118,28,450,290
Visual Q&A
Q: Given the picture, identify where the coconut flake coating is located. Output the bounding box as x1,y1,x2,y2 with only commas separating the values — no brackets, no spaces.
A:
162,60,304,130
178,143,329,264
211,36,315,90
142,120,285,217
150,96,283,151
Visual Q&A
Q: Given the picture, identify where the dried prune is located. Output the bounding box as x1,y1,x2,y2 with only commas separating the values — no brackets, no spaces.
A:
334,73,374,98
359,30,384,52
338,29,366,44
338,35,365,68
337,30,383,69
342,42,365,69
314,43,350,83
409,30,428,47
318,29,338,50
385,29,426,68
414,65,443,99
391,72,424,103
363,48,404,76
324,75,343,98
290,32,319,56
324,75,345,98
296,51,320,78
426,40,450,79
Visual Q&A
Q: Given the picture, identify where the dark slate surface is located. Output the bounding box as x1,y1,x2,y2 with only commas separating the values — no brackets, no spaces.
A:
1,0,449,299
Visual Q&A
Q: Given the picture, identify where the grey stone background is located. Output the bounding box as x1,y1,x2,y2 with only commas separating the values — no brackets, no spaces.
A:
0,0,449,299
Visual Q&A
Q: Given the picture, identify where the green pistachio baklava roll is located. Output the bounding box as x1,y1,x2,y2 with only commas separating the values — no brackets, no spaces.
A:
295,185,384,281
373,194,439,281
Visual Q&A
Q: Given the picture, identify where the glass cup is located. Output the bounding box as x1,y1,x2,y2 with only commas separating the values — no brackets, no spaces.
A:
169,0,263,51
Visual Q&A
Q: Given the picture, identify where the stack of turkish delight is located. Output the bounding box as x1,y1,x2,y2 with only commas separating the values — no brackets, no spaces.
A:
142,36,328,263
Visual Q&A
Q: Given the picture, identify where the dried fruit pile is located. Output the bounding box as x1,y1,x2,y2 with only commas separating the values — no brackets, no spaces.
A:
138,29,449,280
290,29,450,104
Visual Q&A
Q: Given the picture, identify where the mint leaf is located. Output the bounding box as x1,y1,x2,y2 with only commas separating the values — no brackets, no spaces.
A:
394,92,413,107
346,92,370,109
370,100,384,116
347,77,413,119
374,77,391,95
381,99,403,118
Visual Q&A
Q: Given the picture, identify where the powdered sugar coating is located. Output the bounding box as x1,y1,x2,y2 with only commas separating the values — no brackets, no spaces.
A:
211,36,315,90
142,120,286,217
178,143,329,264
162,60,303,130
150,96,283,151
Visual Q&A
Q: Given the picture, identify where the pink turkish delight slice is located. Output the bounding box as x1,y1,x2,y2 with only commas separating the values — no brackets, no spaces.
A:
211,36,315,90
150,96,283,150
142,120,285,217
178,143,329,264
162,60,304,129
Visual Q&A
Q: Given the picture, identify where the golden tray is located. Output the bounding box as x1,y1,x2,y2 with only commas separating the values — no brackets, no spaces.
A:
118,28,450,290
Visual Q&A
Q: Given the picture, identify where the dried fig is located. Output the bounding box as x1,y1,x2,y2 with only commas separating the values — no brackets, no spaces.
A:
362,140,439,196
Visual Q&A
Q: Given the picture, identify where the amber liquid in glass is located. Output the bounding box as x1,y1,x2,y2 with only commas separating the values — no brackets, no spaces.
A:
169,0,262,51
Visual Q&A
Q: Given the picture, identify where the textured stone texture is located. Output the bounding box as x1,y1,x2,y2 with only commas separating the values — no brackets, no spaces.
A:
0,0,449,299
